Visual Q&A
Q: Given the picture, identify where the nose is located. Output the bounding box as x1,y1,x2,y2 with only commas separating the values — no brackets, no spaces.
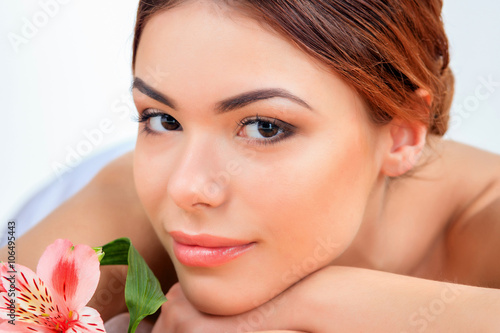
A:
167,136,229,211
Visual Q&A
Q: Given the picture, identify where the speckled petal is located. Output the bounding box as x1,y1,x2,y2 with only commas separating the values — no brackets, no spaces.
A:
70,307,107,333
0,263,14,295
0,320,54,332
0,263,62,326
37,239,100,312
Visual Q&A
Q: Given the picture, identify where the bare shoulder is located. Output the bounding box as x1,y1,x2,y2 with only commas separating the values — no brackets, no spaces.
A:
437,138,500,172
417,138,499,210
436,139,500,223
435,139,500,287
424,137,500,181
94,150,135,185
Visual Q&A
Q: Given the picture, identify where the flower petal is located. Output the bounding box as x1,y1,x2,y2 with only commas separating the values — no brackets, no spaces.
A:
70,307,106,333
0,263,15,294
0,263,61,326
37,239,100,311
0,320,54,332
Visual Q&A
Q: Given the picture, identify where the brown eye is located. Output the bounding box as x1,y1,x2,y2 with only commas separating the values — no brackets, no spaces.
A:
257,121,279,138
160,114,181,131
242,120,282,139
149,114,182,131
237,115,295,146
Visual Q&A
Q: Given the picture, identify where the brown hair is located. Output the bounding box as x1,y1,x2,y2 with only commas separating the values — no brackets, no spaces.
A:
132,0,454,136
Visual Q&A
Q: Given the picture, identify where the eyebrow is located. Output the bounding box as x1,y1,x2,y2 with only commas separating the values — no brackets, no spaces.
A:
132,77,313,113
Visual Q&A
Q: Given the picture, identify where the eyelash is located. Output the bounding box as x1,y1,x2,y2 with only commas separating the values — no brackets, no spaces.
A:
135,109,295,146
135,110,172,136
235,115,294,146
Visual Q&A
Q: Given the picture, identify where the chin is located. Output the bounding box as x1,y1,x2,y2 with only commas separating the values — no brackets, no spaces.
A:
189,296,251,316
179,273,273,316
187,296,255,316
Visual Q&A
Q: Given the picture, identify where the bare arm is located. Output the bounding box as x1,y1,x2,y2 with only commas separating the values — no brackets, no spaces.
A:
294,266,500,332
0,151,177,321
148,265,500,332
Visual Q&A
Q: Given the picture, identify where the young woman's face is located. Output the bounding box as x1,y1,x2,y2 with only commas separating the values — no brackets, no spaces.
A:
133,0,386,315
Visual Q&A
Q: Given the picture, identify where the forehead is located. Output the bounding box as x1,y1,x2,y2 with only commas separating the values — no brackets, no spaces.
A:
136,3,330,94
134,0,367,122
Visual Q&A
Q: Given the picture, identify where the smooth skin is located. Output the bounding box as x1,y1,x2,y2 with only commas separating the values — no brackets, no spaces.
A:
133,1,390,316
3,1,500,332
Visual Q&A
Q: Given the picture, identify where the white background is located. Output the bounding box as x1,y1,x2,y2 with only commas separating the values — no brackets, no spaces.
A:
0,0,499,225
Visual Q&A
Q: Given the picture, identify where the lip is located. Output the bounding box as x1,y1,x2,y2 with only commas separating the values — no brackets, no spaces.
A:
170,231,255,267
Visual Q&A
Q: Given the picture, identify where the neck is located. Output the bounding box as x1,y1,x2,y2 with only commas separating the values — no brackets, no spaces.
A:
331,137,442,272
331,172,390,270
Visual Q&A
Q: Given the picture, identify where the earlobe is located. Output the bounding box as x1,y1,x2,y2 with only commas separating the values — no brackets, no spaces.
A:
381,118,427,177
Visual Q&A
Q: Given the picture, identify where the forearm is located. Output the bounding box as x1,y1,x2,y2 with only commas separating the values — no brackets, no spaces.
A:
290,266,500,332
149,265,495,332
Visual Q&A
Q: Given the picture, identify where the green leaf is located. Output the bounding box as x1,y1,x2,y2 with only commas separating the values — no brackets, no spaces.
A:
101,238,167,333
100,238,130,265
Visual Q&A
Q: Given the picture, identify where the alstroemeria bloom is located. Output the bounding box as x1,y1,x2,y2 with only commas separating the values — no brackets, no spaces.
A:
0,239,106,332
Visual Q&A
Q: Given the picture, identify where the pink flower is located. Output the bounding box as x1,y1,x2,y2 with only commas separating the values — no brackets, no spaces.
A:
0,239,106,332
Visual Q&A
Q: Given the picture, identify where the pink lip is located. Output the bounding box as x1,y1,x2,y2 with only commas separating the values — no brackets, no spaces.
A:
170,231,255,267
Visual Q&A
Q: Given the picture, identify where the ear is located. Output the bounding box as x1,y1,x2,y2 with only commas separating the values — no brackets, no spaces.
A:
380,118,427,177
380,89,430,177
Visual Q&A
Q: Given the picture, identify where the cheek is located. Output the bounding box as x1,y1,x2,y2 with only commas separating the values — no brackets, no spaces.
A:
133,139,171,226
201,131,378,313
241,124,377,270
